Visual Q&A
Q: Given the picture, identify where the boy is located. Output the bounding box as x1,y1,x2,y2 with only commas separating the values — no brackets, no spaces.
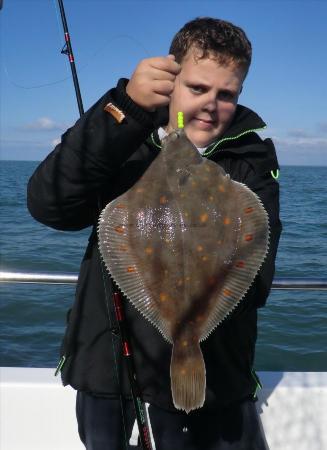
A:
28,17,281,449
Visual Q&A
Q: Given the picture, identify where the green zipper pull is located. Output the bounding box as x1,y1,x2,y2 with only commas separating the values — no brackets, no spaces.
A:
271,169,280,180
251,368,263,399
54,355,66,377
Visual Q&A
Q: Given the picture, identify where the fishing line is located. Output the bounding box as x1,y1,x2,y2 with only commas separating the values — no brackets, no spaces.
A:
2,0,70,90
4,0,151,94
177,66,184,129
3,33,150,91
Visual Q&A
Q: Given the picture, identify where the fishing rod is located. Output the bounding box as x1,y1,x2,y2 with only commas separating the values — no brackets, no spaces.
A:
56,1,153,448
57,0,84,116
112,291,154,449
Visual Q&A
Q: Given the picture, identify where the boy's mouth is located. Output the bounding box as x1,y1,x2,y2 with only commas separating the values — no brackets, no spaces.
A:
193,117,216,129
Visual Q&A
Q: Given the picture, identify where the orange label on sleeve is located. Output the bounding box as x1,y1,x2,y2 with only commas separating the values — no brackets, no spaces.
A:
104,103,125,123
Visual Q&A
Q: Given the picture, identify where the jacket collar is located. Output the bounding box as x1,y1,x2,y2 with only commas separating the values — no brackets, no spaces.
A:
220,104,266,140
149,104,266,155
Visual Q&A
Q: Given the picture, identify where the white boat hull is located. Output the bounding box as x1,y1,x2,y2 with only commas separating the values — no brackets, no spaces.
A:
1,368,327,450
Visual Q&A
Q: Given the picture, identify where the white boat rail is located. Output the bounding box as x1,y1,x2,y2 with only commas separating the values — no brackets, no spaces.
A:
0,270,326,289
1,270,327,449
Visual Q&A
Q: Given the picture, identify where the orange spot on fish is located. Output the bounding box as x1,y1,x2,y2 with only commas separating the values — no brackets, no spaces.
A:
160,195,168,204
127,266,136,273
114,226,125,234
118,245,128,252
200,213,209,223
223,289,232,297
245,234,253,242
201,255,208,262
223,217,231,225
196,315,204,322
197,245,203,252
235,261,245,268
136,188,144,193
160,293,168,302
145,247,153,255
116,203,126,209
180,368,187,375
244,207,254,214
218,184,225,192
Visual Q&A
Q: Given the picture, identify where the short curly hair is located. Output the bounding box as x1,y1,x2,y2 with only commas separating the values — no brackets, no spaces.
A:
169,17,252,73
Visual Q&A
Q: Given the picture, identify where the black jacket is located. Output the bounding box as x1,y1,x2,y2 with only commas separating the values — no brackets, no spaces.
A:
27,79,282,411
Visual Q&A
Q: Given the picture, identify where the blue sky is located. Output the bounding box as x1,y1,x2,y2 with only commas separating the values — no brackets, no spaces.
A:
1,0,327,165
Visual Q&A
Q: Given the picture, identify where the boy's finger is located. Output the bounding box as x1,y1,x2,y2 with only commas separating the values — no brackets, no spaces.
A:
151,92,172,107
151,68,177,82
153,80,175,96
149,56,181,75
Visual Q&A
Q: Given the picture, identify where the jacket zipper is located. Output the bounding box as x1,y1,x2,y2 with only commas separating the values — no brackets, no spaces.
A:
203,126,267,158
150,126,267,156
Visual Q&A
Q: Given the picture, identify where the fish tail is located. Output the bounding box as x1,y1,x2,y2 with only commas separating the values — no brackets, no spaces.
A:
170,341,206,413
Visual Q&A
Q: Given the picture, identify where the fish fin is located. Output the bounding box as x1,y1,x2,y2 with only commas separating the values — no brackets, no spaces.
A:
170,341,205,413
200,182,270,341
98,201,172,343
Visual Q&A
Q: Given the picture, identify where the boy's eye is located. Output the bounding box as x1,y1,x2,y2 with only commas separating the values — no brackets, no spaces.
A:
190,86,205,94
219,91,235,101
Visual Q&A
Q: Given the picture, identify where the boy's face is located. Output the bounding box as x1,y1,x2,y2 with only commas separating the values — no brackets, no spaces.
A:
167,49,246,148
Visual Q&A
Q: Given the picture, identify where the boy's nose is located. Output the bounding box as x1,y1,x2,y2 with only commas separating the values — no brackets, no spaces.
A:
203,97,217,113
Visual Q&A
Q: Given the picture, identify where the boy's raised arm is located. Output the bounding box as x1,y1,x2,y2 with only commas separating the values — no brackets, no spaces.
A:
27,75,167,231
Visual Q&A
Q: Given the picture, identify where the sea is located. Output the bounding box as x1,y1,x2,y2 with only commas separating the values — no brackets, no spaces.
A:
0,161,326,371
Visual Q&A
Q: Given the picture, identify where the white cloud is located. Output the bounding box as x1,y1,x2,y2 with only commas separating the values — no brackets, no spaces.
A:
287,129,311,138
51,138,61,146
272,136,327,150
257,128,327,166
23,117,65,131
0,137,46,146
259,126,327,151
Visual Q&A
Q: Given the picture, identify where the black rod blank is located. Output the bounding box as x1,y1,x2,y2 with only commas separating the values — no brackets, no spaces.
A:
57,0,84,117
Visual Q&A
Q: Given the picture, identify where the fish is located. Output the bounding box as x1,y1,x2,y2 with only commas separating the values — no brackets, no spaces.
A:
98,128,269,413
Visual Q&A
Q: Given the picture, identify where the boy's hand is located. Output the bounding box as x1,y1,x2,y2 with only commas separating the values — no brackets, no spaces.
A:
126,55,181,112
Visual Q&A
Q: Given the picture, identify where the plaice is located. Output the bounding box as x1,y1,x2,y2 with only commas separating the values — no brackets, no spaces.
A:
98,128,269,413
